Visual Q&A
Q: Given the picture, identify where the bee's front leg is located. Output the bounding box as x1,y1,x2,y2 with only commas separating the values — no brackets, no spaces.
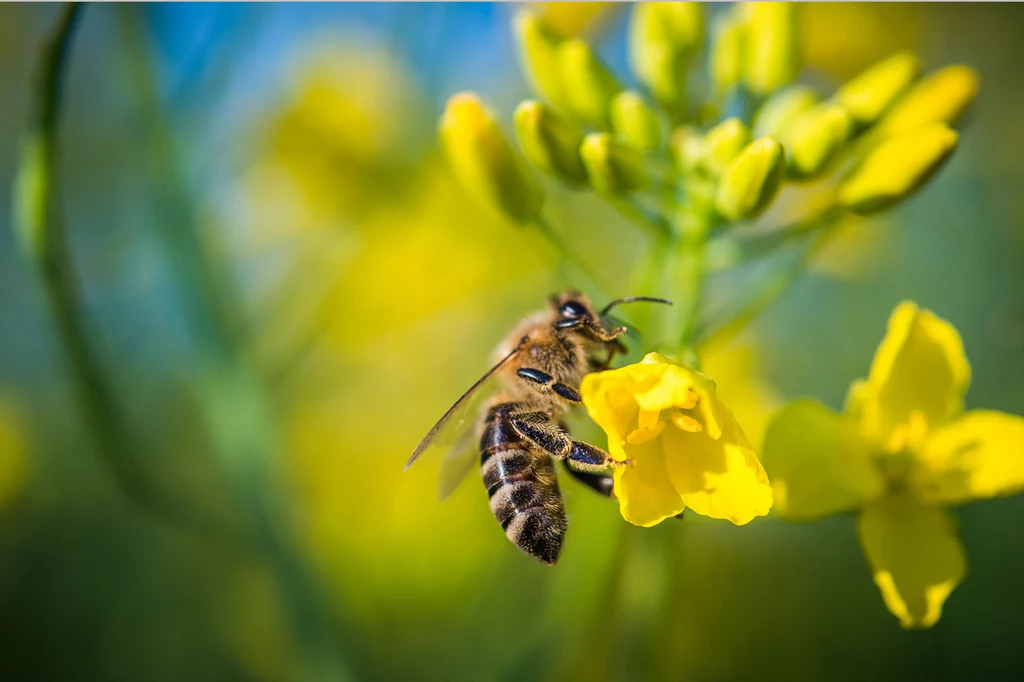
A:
515,367,581,404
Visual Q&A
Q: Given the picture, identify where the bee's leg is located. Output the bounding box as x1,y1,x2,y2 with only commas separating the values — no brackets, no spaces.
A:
592,338,627,371
516,368,581,404
561,462,615,497
559,448,681,516
509,414,625,473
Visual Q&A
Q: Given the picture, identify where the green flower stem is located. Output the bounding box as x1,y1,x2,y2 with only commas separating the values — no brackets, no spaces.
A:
532,213,616,297
13,3,239,546
706,203,845,271
658,208,714,362
603,194,676,242
695,227,840,352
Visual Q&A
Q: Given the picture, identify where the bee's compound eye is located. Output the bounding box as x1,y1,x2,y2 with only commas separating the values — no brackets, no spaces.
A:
560,301,588,319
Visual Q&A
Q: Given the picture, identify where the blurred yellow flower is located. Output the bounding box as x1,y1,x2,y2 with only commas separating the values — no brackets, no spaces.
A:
715,136,785,221
874,64,980,138
581,353,773,527
439,92,543,224
763,302,1024,628
839,122,959,215
261,40,420,224
581,132,650,195
834,50,921,126
743,3,799,96
535,2,621,39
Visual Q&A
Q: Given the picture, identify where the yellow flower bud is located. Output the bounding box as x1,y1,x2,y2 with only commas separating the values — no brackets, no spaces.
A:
753,85,818,138
629,2,703,110
439,92,543,223
702,117,751,176
838,122,959,215
709,11,745,98
513,11,567,111
778,104,852,179
715,137,785,221
874,65,980,138
669,125,703,173
580,132,649,194
558,39,623,127
513,100,587,186
836,51,922,126
743,3,798,96
610,91,663,151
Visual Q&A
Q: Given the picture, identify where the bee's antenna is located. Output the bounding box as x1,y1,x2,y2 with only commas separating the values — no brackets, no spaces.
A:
600,296,673,316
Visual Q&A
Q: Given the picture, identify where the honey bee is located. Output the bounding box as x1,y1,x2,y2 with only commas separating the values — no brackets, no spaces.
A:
405,291,670,565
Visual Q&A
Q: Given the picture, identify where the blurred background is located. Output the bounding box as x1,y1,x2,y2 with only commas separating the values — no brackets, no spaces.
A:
1,3,1023,681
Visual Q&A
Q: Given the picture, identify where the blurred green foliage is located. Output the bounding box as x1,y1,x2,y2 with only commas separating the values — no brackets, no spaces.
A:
1,3,1023,681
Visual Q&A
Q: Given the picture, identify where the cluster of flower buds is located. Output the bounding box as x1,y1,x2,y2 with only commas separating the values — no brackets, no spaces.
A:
438,3,978,228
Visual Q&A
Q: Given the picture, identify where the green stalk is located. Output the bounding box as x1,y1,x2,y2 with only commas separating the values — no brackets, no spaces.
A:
532,213,616,297
695,227,839,352
657,209,714,362
706,204,845,271
12,3,241,546
603,194,676,242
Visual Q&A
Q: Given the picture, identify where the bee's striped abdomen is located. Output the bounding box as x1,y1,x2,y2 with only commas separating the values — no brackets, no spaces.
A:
480,402,566,565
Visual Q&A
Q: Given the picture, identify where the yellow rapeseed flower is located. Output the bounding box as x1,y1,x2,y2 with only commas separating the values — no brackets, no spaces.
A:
762,302,1024,628
701,117,752,177
580,132,650,195
715,136,785,221
439,92,543,224
753,85,818,138
778,103,852,180
514,100,588,186
835,50,921,126
610,90,664,152
743,3,798,96
839,122,958,215
558,38,623,127
708,10,745,99
581,353,773,527
629,2,703,111
874,64,980,138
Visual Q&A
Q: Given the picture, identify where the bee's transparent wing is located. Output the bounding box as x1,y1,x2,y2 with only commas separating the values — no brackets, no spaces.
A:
437,423,480,501
405,344,522,471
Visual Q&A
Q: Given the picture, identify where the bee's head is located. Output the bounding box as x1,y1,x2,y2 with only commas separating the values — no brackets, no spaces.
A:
550,290,596,330
549,290,673,343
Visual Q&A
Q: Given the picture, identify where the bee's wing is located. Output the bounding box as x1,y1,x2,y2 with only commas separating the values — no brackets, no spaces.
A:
404,344,522,471
437,424,480,501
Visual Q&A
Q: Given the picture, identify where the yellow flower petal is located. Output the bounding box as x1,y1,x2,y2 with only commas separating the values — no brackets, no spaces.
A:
613,438,686,527
762,400,884,521
857,497,966,629
627,409,666,445
438,92,543,224
580,369,640,458
639,353,726,439
583,354,772,527
663,412,773,525
838,122,958,215
912,410,1024,505
859,301,971,449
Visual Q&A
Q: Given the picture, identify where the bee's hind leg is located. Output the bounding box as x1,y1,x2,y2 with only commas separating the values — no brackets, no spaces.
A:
509,415,627,472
